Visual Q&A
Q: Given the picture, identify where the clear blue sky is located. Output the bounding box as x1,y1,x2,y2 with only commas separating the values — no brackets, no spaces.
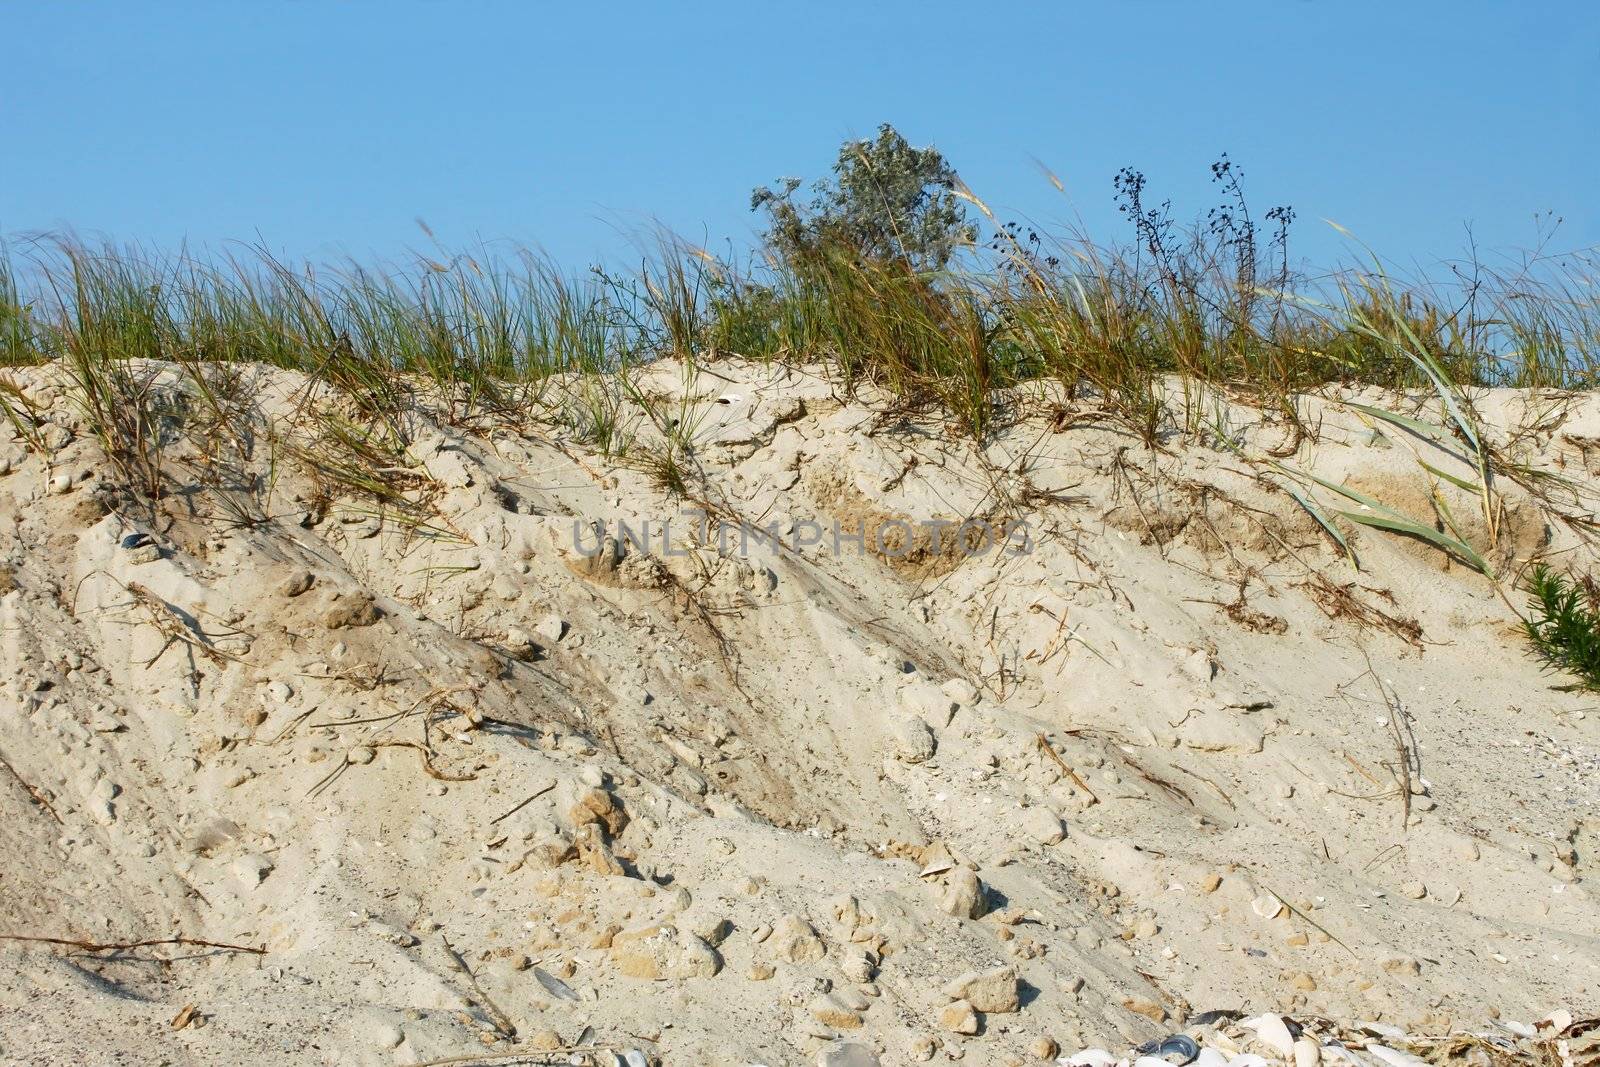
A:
4,1,1596,276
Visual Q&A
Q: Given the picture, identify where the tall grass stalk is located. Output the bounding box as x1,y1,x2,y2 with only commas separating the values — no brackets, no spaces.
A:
0,208,1593,471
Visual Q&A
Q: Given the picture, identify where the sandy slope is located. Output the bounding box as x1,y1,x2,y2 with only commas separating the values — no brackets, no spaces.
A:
0,358,1595,1066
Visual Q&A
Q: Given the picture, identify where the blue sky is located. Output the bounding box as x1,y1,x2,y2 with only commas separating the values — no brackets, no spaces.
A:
3,1,1596,276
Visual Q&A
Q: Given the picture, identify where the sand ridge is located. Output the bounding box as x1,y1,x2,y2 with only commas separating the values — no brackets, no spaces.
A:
0,357,1595,1065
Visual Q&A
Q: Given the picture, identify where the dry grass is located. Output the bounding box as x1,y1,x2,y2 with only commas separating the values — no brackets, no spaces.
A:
1,171,1596,598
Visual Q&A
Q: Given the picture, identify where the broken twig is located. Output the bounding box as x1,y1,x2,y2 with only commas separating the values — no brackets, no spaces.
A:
0,933,265,955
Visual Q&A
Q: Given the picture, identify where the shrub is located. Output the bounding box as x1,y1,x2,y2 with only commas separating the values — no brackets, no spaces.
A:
751,123,975,273
1523,564,1600,691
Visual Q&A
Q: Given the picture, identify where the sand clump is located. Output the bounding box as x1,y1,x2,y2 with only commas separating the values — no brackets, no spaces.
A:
0,359,1595,1064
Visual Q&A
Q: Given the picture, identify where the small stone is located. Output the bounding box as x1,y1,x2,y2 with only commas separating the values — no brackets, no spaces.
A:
688,915,733,947
1201,873,1223,893
1182,648,1215,680
819,1044,881,1067
1029,1037,1059,1060
771,914,827,963
232,853,274,885
900,682,959,727
535,615,568,644
1288,971,1317,992
834,987,871,1012
281,570,315,598
894,717,937,763
609,924,722,979
1382,955,1421,977
939,999,980,1035
943,966,1020,1013
323,591,382,629
1018,806,1064,845
941,678,980,706
840,947,878,982
938,868,985,919
568,786,628,836
525,1028,563,1051
909,1036,939,1061
748,962,776,981
1400,880,1426,900
574,825,625,875
1121,996,1166,1022
347,746,375,765
809,993,864,1030
127,544,162,565
367,1020,404,1049
503,627,539,660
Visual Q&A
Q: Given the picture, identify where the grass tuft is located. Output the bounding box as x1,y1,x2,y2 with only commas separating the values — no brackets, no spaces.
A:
0,152,1595,577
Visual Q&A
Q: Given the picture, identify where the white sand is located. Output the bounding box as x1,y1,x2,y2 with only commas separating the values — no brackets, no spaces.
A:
0,359,1594,1065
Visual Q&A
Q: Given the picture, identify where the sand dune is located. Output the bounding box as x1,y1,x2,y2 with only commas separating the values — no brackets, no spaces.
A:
0,358,1595,1065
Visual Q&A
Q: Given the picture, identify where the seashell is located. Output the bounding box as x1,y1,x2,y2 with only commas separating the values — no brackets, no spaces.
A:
1227,1056,1271,1067
1367,1046,1430,1067
532,965,579,1001
1208,1034,1243,1057
1319,1043,1366,1067
1069,1050,1121,1067
1537,1010,1574,1034
1358,1023,1409,1041
1194,1050,1231,1067
1251,894,1286,920
1134,1035,1200,1066
1242,1015,1295,1058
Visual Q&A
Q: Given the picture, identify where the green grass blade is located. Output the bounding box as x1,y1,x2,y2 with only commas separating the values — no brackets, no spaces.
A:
1286,485,1359,569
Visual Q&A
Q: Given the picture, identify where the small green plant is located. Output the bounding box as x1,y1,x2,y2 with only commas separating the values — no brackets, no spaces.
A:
1523,564,1600,691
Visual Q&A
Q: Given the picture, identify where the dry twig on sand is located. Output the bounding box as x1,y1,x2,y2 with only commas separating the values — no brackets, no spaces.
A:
1035,733,1099,805
489,782,556,826
440,935,517,1039
118,579,250,669
0,934,265,955
0,750,62,825
404,1048,622,1067
371,740,479,782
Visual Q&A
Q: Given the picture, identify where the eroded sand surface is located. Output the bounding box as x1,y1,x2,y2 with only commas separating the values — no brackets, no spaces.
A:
0,359,1596,1065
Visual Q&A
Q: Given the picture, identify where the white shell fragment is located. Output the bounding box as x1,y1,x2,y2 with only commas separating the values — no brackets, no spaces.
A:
1251,894,1287,920
1242,1014,1295,1058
